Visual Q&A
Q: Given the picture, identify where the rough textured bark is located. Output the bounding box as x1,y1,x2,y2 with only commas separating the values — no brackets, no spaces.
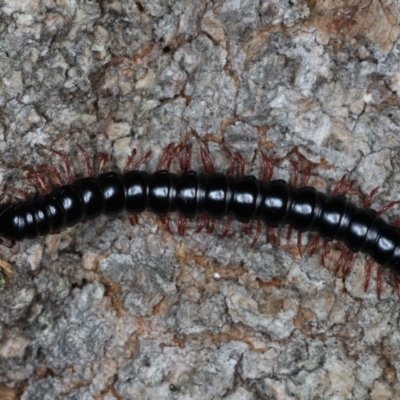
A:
1,0,400,399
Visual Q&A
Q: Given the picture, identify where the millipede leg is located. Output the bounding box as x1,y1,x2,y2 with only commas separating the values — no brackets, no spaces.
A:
242,222,249,235
364,259,374,293
334,247,346,276
291,161,299,186
377,265,383,299
195,214,206,233
286,226,293,245
159,216,173,235
268,227,277,244
0,237,15,248
178,214,188,236
0,176,12,203
309,235,320,256
77,144,94,176
135,151,152,170
342,179,356,196
363,186,380,208
223,146,236,176
178,144,191,172
27,170,51,194
297,231,303,257
208,218,216,234
333,174,347,195
158,143,175,170
128,214,139,226
393,273,400,299
236,152,246,177
123,148,137,173
38,164,66,185
99,154,109,173
220,217,232,238
261,152,273,181
167,144,181,170
52,149,74,182
8,186,32,201
200,147,215,175
251,220,261,248
303,166,311,186
8,195,18,204
377,200,400,216
184,144,191,171
342,252,355,278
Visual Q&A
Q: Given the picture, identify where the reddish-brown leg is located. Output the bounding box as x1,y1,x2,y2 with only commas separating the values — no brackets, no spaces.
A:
178,214,188,236
268,227,277,244
334,247,347,276
363,186,380,208
377,200,400,217
167,144,181,170
0,176,12,202
128,214,139,226
77,144,93,176
251,220,261,248
178,144,191,172
135,151,152,170
297,231,303,257
220,217,232,238
377,265,383,299
200,147,215,175
242,222,250,235
393,273,400,299
342,179,355,196
157,143,175,170
159,216,173,235
291,161,299,186
309,235,320,256
38,164,66,185
333,174,347,195
99,154,110,174
184,144,191,171
8,195,18,204
364,259,374,292
123,148,137,173
208,218,216,234
223,146,236,176
27,170,51,194
342,252,355,278
321,241,329,267
303,166,311,186
52,149,74,182
0,237,15,248
236,152,246,177
195,214,206,233
8,187,31,201
261,152,274,181
333,175,355,196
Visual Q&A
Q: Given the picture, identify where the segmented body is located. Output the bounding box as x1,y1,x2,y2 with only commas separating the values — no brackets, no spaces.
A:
0,169,400,275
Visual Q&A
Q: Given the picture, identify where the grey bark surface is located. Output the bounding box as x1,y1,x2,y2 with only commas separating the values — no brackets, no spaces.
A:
1,0,400,399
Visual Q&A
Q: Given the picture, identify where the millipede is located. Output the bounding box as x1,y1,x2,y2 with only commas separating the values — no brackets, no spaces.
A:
0,142,400,299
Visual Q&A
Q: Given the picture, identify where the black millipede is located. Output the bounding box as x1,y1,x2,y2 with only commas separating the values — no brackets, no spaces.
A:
0,142,399,299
